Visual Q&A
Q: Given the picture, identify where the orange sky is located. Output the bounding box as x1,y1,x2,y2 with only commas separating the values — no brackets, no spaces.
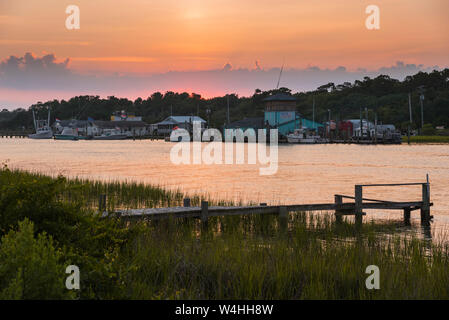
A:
1,0,448,73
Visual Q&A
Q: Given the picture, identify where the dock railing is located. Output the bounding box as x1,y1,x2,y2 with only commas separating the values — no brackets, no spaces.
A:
104,177,433,226
334,175,431,224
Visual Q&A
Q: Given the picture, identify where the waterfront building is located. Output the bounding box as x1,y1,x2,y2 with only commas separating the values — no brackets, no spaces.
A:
263,93,323,136
151,116,206,136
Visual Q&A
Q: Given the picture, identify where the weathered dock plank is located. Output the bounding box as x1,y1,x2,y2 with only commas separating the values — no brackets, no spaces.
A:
111,201,431,220
104,179,433,225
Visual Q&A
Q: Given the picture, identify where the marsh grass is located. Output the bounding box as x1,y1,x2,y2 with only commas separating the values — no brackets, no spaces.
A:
403,135,449,143
1,166,449,299
1,167,236,211
120,212,449,299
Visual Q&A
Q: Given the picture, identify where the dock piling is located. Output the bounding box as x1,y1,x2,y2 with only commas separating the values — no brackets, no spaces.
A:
403,208,411,225
183,198,191,207
201,201,209,223
421,182,431,224
355,185,363,223
334,194,343,223
99,194,107,214
278,206,288,232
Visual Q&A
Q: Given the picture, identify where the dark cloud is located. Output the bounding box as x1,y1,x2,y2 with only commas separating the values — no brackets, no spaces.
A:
0,52,69,76
222,63,232,71
0,53,445,109
0,52,71,88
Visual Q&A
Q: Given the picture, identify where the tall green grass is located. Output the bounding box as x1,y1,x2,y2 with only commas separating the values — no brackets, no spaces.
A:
120,213,449,299
1,166,449,299
0,166,236,211
403,135,449,143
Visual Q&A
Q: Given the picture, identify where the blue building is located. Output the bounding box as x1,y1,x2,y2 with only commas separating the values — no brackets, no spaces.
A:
263,93,323,136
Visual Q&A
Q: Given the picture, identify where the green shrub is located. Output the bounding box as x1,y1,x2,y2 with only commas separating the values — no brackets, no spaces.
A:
0,219,74,299
0,167,80,240
0,166,136,299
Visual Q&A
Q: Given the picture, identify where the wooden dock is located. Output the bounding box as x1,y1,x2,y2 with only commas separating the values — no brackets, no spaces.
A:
0,131,30,138
105,179,433,226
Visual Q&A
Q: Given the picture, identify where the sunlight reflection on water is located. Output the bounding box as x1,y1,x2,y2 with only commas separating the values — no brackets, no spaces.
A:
2,138,449,240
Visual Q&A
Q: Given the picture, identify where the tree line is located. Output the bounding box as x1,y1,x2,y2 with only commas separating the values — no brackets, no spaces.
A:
1,69,448,132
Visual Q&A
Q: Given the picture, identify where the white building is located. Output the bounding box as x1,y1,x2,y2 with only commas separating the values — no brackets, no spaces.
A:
111,111,143,122
151,116,206,135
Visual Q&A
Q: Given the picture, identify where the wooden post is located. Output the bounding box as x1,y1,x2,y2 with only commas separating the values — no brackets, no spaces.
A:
403,207,411,225
279,206,288,232
355,185,363,224
183,198,191,207
201,201,209,223
334,195,343,223
99,194,106,213
421,182,430,224
407,125,411,145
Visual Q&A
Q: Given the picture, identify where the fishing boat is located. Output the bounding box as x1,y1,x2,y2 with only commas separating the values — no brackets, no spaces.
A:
29,110,53,139
287,128,324,144
93,129,128,140
54,127,79,141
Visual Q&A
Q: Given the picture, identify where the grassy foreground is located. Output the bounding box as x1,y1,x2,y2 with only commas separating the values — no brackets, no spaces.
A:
1,166,449,299
402,135,449,143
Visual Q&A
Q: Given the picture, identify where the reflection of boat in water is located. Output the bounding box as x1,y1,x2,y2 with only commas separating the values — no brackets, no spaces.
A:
287,128,325,144
93,130,128,140
54,128,80,141
29,110,53,139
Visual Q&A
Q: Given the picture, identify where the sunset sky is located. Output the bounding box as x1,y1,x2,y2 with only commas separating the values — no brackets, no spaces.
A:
1,0,448,108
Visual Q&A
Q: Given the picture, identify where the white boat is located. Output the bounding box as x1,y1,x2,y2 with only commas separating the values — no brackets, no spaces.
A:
287,128,324,144
29,110,53,139
29,129,53,139
93,129,128,140
54,127,79,141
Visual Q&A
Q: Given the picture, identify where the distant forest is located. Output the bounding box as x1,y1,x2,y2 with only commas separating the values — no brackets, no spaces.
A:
1,69,448,132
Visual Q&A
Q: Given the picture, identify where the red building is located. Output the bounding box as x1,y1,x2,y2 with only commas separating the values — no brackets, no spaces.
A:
338,121,354,138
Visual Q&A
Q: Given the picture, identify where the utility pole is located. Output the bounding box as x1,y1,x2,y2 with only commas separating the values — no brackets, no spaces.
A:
365,107,369,138
408,92,412,144
206,108,211,129
420,94,425,130
312,96,315,130
226,95,230,125
408,92,413,124
417,85,425,133
374,113,378,144
359,107,363,141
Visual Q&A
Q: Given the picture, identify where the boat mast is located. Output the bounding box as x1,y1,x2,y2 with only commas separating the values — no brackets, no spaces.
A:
32,110,37,131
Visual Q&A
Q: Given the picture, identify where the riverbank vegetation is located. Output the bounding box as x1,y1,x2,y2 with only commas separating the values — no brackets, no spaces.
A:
1,69,448,132
402,135,449,143
1,167,449,299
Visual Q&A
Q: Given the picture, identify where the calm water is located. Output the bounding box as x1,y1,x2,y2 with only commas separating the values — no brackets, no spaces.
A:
2,138,449,240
